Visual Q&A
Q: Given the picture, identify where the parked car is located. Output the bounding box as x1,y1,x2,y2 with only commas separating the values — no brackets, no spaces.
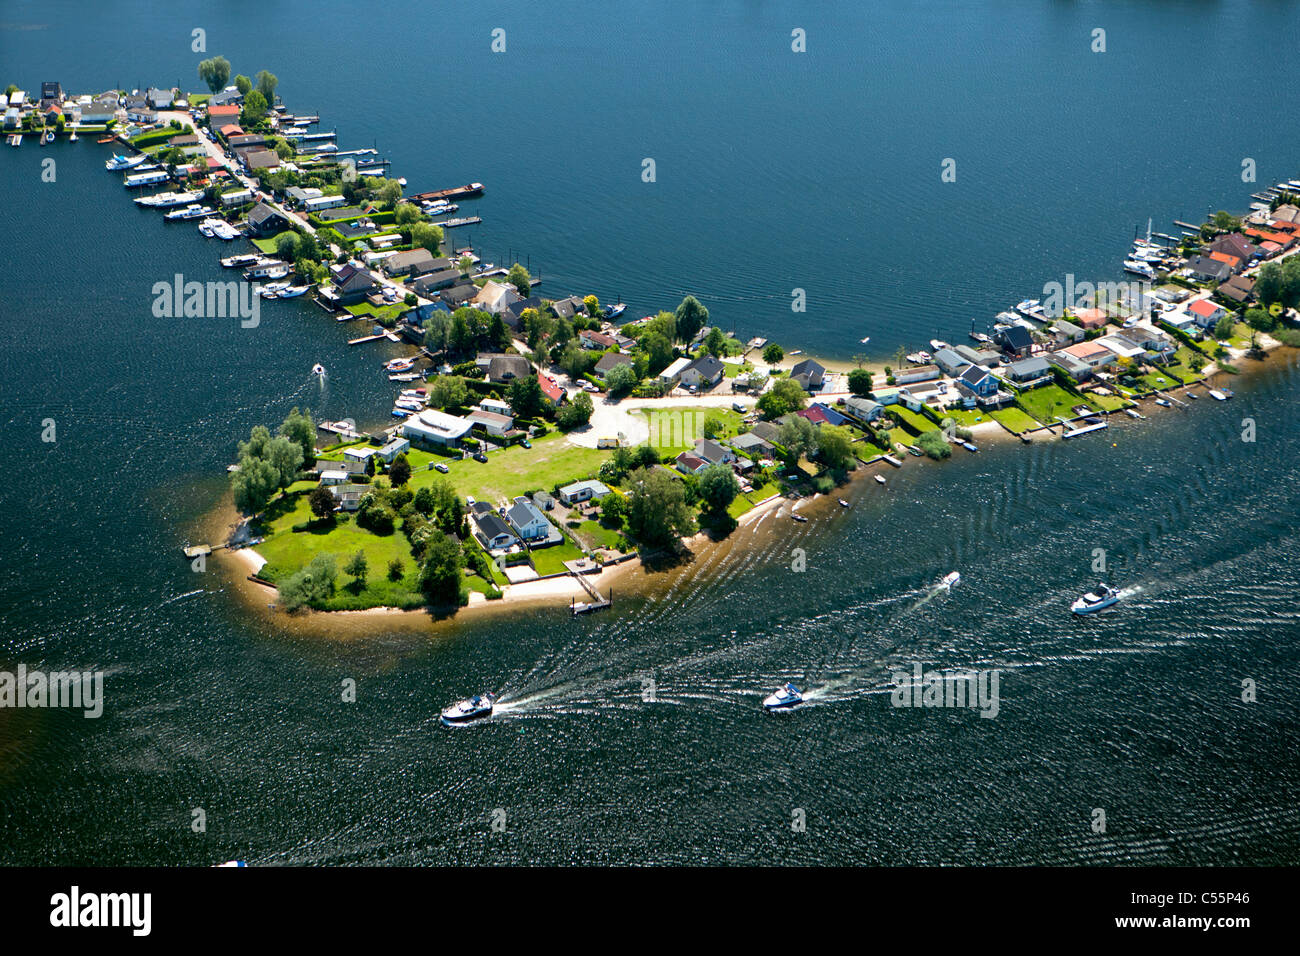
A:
434,462,449,473
521,439,531,449
473,451,488,463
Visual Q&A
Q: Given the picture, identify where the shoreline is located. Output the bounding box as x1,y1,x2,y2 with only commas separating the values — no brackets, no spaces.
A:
212,338,1296,632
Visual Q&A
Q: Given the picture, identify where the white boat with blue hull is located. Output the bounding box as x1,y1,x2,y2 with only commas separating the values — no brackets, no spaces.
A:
1071,583,1121,615
441,692,495,725
763,683,803,711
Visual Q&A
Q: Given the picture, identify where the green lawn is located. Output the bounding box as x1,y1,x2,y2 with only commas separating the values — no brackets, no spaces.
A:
1014,383,1095,423
344,300,406,322
569,519,625,552
251,230,294,254
408,431,609,505
988,406,1041,434
530,540,586,576
885,405,937,434
254,492,425,610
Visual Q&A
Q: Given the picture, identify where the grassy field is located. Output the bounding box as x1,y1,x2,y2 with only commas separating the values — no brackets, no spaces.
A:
254,490,425,610
1014,382,1095,423
407,431,609,504
569,519,625,552
886,405,937,434
989,406,1041,433
530,540,586,576
344,300,406,322
251,230,293,254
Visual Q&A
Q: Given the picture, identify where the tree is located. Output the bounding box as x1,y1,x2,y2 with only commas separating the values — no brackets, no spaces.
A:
916,430,952,460
255,70,278,104
427,375,468,409
387,558,405,581
419,532,466,605
279,407,316,467
410,221,444,255
309,484,337,520
344,550,368,585
624,467,696,549
702,414,725,439
583,294,601,317
234,74,253,96
197,56,231,94
506,375,544,419
265,435,304,488
275,231,299,259
703,327,728,357
507,263,532,298
1244,307,1276,333
241,89,268,125
604,362,638,396
423,312,452,354
232,455,279,513
779,415,817,463
847,368,874,397
640,331,674,376
557,390,593,430
1213,315,1235,341
758,377,807,418
762,342,785,364
816,425,855,471
394,202,420,225
698,463,740,515
389,453,411,486
674,295,708,344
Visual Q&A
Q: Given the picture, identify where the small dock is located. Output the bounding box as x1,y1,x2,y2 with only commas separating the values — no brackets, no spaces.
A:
1061,420,1109,439
1173,220,1202,231
433,216,482,229
567,561,611,615
347,330,400,345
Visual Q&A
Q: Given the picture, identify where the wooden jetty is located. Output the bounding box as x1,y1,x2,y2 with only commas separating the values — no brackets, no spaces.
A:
347,330,400,345
569,565,611,615
433,216,482,229
1173,220,1201,231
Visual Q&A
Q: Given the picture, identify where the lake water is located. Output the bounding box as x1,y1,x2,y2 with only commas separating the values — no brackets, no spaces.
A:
1,0,1298,865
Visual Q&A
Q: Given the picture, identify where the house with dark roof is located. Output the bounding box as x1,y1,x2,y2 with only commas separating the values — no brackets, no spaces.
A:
505,499,553,542
957,363,999,400
382,249,439,278
488,355,533,384
593,352,635,381
1206,234,1259,266
411,269,462,296
324,263,378,307
246,203,291,238
503,296,543,331
680,355,725,389
549,295,585,320
994,325,1034,358
1004,356,1053,384
789,358,826,391
440,284,480,308
1186,255,1233,283
474,511,519,551
749,420,784,445
730,432,776,458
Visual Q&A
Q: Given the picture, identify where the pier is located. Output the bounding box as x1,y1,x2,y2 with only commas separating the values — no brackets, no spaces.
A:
567,560,611,615
347,330,400,345
408,183,484,203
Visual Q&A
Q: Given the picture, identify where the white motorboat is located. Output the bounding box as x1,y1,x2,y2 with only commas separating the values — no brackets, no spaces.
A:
860,336,871,344
874,474,886,485
105,153,146,171
1123,260,1157,279
1071,583,1122,615
440,692,495,726
929,339,950,352
763,683,803,711
211,221,241,240
1154,397,1171,407
135,190,201,208
198,217,223,237
246,265,289,281
164,203,214,221
311,364,325,376
260,282,291,297
941,571,961,589
278,285,310,298
221,253,261,268
906,351,932,364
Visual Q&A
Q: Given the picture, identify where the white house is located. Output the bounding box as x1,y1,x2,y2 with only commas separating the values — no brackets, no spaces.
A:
377,437,409,463
318,469,349,486
506,499,552,542
659,356,692,385
466,408,513,436
401,409,473,446
473,280,522,315
558,480,611,505
342,446,378,474
479,397,512,417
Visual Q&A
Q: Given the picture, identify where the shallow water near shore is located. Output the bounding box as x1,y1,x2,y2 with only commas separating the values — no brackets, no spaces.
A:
2,0,1300,864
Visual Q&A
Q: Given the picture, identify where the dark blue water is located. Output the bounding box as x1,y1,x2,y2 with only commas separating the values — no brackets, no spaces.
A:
1,1,1298,865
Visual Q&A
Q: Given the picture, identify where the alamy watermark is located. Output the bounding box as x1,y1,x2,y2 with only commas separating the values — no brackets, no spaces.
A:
0,665,104,717
1041,275,1151,318
152,273,261,328
890,662,1001,718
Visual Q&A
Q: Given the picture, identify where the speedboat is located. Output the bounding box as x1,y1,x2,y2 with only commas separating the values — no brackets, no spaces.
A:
164,203,214,221
905,351,932,365
198,217,224,237
1015,299,1041,314
860,336,871,344
906,445,923,457
311,364,325,376
604,303,627,319
791,511,808,523
763,683,803,712
874,474,886,485
221,253,261,268
838,498,849,507
279,285,310,298
929,339,951,352
260,282,291,297
1123,260,1157,279
385,357,416,372
941,571,961,589
1154,397,1171,407
1071,583,1121,615
440,692,495,726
